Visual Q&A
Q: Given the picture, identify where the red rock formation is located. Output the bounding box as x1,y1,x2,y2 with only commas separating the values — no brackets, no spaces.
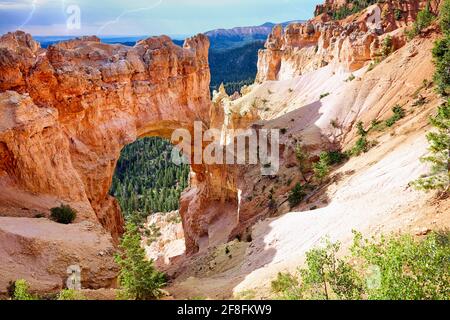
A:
0,31,211,246
256,0,436,82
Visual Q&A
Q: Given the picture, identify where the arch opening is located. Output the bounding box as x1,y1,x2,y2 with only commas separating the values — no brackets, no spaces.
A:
110,137,190,226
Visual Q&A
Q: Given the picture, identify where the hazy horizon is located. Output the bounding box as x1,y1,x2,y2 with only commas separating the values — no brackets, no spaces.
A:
0,0,316,37
26,19,301,39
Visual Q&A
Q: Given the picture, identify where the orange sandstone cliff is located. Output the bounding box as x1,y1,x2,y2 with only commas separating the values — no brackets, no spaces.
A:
256,0,440,82
0,0,447,295
0,31,218,291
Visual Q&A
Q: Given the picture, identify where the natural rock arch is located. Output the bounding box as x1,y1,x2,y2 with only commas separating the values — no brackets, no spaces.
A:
0,31,239,253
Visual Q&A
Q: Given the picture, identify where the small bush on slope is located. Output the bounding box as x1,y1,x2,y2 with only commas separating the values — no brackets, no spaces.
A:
57,289,85,300
50,204,77,224
380,35,394,58
313,150,349,183
313,153,331,183
12,279,36,300
385,105,406,127
406,2,435,40
295,144,312,183
271,232,450,300
115,223,167,300
347,121,374,157
288,183,306,208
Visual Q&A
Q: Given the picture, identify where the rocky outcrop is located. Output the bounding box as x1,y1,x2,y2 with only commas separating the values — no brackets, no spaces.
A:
143,211,185,272
256,0,436,82
0,217,118,294
0,31,211,247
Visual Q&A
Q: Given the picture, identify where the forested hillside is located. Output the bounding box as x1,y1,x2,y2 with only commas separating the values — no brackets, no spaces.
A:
110,138,189,224
209,40,264,94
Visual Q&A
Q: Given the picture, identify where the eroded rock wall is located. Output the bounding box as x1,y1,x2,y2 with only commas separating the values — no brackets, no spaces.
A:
256,0,438,82
0,31,211,245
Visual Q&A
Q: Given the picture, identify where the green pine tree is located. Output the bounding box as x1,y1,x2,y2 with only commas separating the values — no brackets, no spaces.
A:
115,223,167,300
412,99,450,195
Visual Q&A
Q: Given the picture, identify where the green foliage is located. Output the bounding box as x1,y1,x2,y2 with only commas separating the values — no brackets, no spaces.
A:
394,8,403,21
313,151,347,183
234,290,256,300
330,0,378,20
345,74,356,82
406,2,435,40
144,224,162,246
295,144,311,182
12,279,36,300
272,240,363,300
326,151,348,165
299,240,363,300
320,92,330,99
313,152,331,182
288,183,306,208
356,121,367,136
209,41,264,93
441,0,450,36
348,121,372,157
57,289,85,300
50,204,77,224
350,136,370,156
380,35,394,58
366,60,379,72
271,232,450,300
385,105,406,127
412,100,450,193
351,231,450,300
110,137,190,225
433,0,450,95
211,78,254,96
370,119,385,132
416,2,435,30
271,272,302,300
115,223,167,300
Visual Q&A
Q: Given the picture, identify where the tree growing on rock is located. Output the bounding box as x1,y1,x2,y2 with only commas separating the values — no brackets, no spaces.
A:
288,183,307,208
412,99,450,195
115,222,167,300
433,0,450,96
295,143,312,183
412,2,450,195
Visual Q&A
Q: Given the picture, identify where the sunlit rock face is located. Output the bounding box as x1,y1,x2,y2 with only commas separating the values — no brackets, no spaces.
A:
0,31,212,248
0,30,260,258
256,0,433,82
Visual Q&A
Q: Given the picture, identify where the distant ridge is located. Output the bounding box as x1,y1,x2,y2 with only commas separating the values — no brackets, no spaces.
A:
205,21,305,49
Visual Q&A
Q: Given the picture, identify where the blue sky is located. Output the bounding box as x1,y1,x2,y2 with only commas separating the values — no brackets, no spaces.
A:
0,0,317,37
